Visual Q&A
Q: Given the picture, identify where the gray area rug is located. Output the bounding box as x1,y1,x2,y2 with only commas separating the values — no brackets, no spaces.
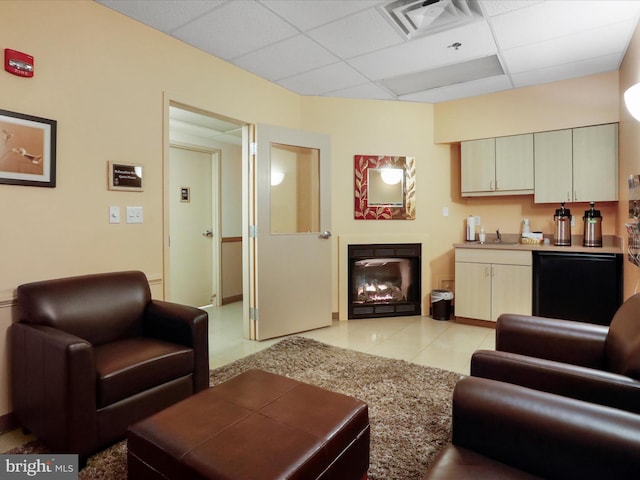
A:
5,336,462,480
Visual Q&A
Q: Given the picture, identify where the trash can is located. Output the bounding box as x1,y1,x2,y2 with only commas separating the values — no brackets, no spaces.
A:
431,289,453,320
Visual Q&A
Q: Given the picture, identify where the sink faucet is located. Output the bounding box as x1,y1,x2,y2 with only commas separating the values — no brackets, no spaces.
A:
496,229,502,242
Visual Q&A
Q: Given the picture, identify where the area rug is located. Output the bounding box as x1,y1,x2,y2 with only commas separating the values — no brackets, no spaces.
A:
4,336,462,480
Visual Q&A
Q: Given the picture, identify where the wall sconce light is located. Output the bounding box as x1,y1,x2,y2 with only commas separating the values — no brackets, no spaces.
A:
624,82,640,121
380,168,403,185
271,170,285,186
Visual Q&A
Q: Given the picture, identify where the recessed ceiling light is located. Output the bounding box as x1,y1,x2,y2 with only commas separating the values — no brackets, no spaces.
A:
380,54,505,96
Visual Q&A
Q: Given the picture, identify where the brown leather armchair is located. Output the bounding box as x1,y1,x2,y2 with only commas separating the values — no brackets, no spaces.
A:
11,271,209,460
424,376,640,479
470,292,640,413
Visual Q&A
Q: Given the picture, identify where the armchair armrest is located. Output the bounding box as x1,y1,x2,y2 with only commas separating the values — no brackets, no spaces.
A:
496,313,608,368
11,322,98,454
144,300,209,392
471,349,640,414
451,376,640,479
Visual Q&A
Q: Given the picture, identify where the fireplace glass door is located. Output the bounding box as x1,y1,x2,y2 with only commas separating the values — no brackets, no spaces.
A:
348,244,421,319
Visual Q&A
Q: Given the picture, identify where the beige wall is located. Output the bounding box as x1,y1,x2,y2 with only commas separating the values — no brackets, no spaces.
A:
434,71,619,143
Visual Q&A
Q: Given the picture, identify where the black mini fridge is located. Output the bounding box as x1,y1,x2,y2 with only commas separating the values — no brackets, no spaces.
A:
532,251,623,325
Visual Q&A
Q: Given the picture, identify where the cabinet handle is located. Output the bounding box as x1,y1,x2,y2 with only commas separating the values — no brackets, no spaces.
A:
567,192,571,202
485,266,490,278
489,180,494,191
574,190,577,201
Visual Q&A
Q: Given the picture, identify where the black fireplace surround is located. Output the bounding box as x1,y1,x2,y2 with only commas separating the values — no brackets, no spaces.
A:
348,243,421,319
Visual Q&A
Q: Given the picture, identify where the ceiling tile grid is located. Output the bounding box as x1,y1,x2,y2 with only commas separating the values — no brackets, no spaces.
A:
96,0,640,103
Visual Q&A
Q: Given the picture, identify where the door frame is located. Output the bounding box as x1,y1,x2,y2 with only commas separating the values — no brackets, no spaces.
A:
162,95,228,305
166,143,221,306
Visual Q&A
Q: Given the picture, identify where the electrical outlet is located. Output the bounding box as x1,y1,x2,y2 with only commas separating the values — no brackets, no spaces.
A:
442,207,449,217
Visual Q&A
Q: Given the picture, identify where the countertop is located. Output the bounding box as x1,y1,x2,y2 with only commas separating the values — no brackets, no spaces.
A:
454,234,623,255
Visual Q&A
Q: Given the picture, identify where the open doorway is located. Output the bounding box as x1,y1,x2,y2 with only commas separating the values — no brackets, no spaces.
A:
165,103,244,309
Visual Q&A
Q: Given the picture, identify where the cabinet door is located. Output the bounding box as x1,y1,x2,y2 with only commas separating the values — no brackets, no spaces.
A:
495,134,533,192
491,264,532,321
534,129,573,203
455,262,491,321
461,138,495,194
572,124,618,202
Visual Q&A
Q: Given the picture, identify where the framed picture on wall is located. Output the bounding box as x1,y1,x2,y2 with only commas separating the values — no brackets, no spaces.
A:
0,109,57,187
108,161,143,191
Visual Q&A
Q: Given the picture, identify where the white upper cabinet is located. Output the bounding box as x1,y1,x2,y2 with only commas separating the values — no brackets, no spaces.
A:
461,138,495,194
534,129,573,203
534,123,618,204
461,134,534,197
572,124,618,203
496,134,534,192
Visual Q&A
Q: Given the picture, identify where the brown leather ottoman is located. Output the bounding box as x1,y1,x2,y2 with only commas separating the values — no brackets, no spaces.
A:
127,369,370,480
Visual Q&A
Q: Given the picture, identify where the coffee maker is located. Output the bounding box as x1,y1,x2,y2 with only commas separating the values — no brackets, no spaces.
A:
553,202,571,246
583,202,603,247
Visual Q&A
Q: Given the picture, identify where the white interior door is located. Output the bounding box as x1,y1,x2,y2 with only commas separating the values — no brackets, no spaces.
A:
247,124,331,340
169,145,219,307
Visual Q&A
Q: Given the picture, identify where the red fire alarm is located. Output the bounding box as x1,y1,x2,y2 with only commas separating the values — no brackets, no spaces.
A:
5,49,34,77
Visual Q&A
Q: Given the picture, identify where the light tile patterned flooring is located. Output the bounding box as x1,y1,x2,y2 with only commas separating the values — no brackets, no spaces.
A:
1,302,495,451
206,302,495,373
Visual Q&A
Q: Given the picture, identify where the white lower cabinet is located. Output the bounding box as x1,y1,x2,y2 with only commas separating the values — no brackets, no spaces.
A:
455,249,532,322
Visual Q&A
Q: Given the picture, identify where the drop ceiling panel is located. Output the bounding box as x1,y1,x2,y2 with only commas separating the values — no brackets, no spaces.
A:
263,0,382,31
171,1,298,60
329,82,396,101
98,0,224,32
510,53,623,88
350,20,497,80
308,8,404,59
278,62,370,95
503,20,635,74
490,0,640,50
234,35,339,81
399,75,512,103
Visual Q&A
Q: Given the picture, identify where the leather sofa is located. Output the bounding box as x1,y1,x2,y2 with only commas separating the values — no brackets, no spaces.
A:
470,292,640,413
11,271,209,460
424,376,640,479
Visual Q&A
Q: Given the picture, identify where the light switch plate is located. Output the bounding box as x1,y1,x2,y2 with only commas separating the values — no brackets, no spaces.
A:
126,206,143,224
109,206,120,224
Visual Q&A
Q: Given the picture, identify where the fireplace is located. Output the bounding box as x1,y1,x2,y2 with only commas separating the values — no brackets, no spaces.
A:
348,243,421,319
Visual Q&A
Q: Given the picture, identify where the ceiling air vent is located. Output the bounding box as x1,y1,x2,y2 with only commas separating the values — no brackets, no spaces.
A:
381,0,484,39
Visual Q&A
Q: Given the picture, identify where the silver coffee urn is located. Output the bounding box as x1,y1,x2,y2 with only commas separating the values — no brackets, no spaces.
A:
583,202,603,247
553,202,572,246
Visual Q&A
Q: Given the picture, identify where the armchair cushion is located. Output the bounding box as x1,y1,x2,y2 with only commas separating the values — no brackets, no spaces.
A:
471,349,640,413
95,338,194,408
496,314,608,369
605,293,640,379
17,271,151,346
424,377,640,480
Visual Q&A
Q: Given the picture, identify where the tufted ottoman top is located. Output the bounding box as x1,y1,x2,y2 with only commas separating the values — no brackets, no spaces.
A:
128,369,370,480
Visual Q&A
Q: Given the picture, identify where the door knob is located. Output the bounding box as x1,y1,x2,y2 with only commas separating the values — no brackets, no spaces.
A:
319,231,332,239
202,230,213,237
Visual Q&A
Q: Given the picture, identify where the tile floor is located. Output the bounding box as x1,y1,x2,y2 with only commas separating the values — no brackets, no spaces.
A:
1,302,495,451
206,302,495,373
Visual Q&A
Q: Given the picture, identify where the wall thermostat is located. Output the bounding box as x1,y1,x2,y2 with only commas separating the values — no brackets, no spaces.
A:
5,49,34,77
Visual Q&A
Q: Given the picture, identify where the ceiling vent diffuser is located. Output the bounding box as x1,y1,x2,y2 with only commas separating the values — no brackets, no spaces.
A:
382,0,484,39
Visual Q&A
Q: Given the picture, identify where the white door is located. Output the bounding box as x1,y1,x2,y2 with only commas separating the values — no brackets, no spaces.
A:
246,124,331,340
169,145,219,307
